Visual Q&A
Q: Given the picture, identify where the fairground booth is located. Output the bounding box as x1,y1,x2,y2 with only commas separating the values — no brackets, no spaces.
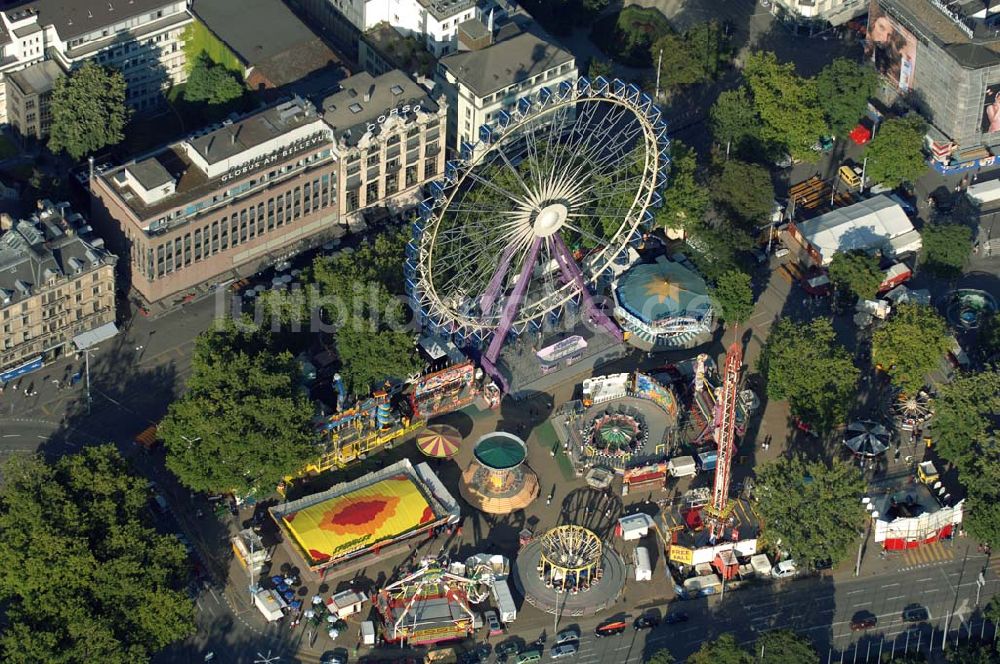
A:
270,459,461,578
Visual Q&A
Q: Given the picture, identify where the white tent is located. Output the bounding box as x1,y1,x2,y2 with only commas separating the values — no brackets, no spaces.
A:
794,195,917,265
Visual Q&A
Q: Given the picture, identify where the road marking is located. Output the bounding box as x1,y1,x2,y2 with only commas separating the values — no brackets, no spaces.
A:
881,582,900,588
35,434,46,439
853,601,872,607
917,577,934,582
887,595,904,600
847,589,865,595
1,434,19,438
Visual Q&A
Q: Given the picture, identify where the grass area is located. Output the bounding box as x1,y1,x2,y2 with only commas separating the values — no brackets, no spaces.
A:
182,20,243,74
590,6,672,68
0,134,18,160
533,419,575,482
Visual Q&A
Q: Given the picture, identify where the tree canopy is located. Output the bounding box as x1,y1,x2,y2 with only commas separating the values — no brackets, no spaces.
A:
48,61,130,160
646,649,677,664
710,86,763,156
980,312,1000,361
711,269,754,329
757,629,820,664
920,222,972,278
651,21,729,93
863,115,928,188
160,319,316,496
591,6,670,66
657,140,709,233
711,158,775,225
0,446,195,663
588,58,613,81
761,317,859,433
828,250,883,301
744,51,828,161
931,369,999,549
755,455,866,567
184,54,245,105
684,224,754,283
871,303,950,392
688,634,753,664
816,58,877,136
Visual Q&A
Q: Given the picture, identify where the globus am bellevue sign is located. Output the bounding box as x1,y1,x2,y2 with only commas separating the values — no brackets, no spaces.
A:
221,130,329,183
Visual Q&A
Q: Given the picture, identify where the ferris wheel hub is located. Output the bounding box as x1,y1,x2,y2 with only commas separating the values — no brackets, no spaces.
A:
532,203,569,237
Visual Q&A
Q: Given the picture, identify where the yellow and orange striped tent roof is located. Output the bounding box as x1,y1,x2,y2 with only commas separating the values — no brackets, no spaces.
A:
282,474,437,563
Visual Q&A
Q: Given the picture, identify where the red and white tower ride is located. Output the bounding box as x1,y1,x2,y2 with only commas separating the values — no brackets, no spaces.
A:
706,342,743,540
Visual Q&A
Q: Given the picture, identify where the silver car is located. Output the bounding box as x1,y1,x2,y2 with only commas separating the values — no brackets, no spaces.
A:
550,644,577,659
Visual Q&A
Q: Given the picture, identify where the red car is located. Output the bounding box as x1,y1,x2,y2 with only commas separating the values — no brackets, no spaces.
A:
850,612,877,631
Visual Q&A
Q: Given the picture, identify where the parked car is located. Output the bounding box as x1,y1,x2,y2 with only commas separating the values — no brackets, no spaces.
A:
850,612,878,631
772,560,798,579
515,650,542,664
902,604,929,622
555,628,579,644
484,610,503,636
663,612,689,625
633,614,661,630
496,641,522,659
549,644,577,660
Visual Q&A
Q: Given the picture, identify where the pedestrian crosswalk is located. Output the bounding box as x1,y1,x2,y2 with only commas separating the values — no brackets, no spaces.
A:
898,542,955,570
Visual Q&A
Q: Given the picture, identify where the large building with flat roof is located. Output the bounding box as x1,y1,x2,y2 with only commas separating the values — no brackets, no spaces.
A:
192,0,347,93
90,69,448,304
89,96,341,304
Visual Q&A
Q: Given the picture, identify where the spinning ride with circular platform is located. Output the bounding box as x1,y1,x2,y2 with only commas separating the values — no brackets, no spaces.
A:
513,524,626,616
589,412,644,456
407,76,671,390
459,432,539,514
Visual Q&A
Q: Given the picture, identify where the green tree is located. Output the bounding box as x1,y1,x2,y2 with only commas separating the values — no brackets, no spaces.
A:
48,61,130,160
761,317,859,433
160,319,316,496
980,313,1000,360
756,629,820,664
710,86,763,155
658,141,709,232
711,158,775,225
920,222,972,278
184,54,245,105
965,493,1000,550
871,303,950,392
863,115,928,188
755,456,866,567
744,51,828,161
986,595,1000,625
334,323,423,396
0,446,195,663
589,58,613,80
688,634,753,664
932,370,1000,497
816,58,877,136
651,22,727,93
827,250,883,301
684,225,754,283
646,650,676,664
711,269,753,330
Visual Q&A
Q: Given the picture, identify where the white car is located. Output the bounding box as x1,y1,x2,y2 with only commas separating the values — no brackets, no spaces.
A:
772,560,798,579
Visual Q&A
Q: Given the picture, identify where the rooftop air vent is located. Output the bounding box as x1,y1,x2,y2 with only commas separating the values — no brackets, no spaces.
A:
390,84,404,96
349,103,363,114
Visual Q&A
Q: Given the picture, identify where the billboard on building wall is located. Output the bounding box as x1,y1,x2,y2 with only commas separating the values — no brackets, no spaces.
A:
982,84,1000,133
865,0,917,92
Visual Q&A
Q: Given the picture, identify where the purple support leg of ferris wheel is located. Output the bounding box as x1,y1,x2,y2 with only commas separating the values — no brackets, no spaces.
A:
550,234,623,342
481,236,543,390
480,242,519,317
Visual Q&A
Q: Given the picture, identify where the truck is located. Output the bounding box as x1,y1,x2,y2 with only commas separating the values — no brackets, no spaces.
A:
879,263,912,294
492,577,517,623
253,588,287,622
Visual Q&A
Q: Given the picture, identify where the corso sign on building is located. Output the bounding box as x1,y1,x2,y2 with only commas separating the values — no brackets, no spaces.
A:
221,130,329,182
366,103,422,133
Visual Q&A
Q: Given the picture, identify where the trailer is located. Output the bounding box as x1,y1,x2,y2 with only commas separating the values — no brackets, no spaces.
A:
967,178,1000,208
634,546,652,582
696,451,718,472
253,588,287,622
492,577,517,623
668,455,697,477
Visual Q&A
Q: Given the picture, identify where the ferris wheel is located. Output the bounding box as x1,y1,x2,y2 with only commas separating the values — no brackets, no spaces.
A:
408,76,670,388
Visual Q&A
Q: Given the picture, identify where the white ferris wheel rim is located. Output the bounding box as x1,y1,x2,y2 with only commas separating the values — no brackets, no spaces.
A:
417,83,666,334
